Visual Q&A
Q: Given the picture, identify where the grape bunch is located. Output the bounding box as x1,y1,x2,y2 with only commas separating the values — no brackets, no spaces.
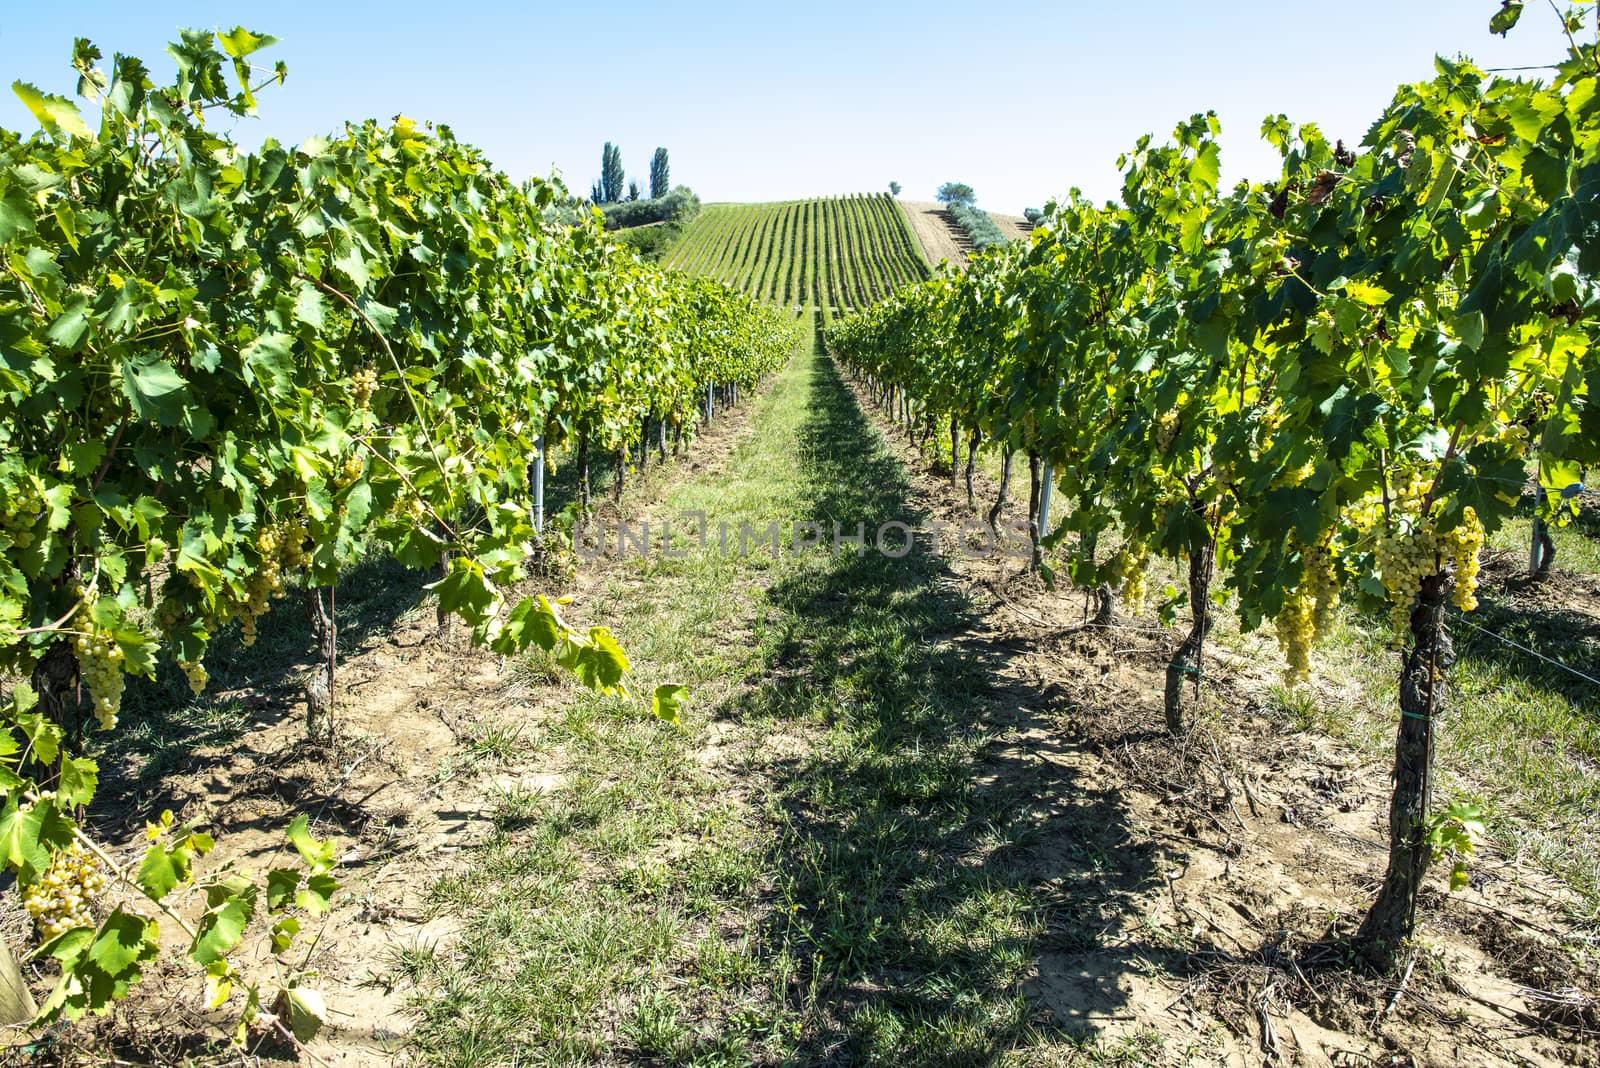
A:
76,622,126,731
350,366,379,409
1444,506,1485,612
20,839,106,943
1,482,46,549
1102,547,1150,612
1274,589,1316,681
1375,521,1441,640
1156,412,1178,454
1273,536,1340,683
337,454,365,487
238,518,310,649
388,494,428,522
181,659,209,695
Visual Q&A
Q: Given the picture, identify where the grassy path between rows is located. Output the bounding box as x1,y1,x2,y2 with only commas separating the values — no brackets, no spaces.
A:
407,338,1146,1066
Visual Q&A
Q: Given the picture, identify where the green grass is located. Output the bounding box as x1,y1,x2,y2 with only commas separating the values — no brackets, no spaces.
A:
665,195,929,311
407,327,1193,1066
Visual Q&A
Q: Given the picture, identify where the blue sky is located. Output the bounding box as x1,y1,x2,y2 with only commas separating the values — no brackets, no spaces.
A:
0,2,1572,214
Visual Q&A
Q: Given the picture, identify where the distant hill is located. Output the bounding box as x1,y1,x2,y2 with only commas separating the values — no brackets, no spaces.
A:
664,193,930,310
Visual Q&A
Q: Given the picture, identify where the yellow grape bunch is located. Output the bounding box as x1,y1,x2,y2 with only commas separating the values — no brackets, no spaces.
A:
350,366,379,410
1446,507,1485,613
76,625,126,731
1273,535,1340,683
237,518,311,651
1107,545,1151,612
0,482,46,550
1372,503,1485,642
1155,412,1178,454
20,839,106,943
337,454,365,487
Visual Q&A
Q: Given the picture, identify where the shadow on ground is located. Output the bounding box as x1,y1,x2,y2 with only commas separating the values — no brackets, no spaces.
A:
90,553,434,830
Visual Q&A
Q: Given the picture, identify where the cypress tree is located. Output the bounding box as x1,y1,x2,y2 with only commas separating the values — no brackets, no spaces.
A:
649,147,670,199
601,142,625,204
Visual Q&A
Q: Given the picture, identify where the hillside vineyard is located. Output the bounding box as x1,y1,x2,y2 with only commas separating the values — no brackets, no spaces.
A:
666,194,930,308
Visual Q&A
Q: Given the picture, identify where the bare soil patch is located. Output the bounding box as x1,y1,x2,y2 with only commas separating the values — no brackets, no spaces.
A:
898,200,971,268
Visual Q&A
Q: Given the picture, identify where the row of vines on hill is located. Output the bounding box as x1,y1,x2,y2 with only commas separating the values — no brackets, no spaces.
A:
0,30,791,1037
829,5,1598,964
667,195,928,307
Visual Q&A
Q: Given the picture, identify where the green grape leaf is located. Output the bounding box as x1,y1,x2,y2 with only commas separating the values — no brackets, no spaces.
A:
190,892,252,967
136,828,211,903
57,756,98,808
651,684,687,724
565,627,630,693
204,958,234,1009
265,867,300,912
0,186,35,243
216,27,278,59
286,813,336,873
272,986,327,1043
428,559,498,627
12,81,91,138
295,873,337,916
87,908,159,979
1490,0,1523,35
269,915,301,954
14,706,62,766
120,354,192,427
35,909,158,1023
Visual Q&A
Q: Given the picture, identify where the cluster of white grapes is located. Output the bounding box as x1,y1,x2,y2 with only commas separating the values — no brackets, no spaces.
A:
1273,537,1340,683
181,659,209,696
20,837,105,942
1447,507,1485,612
239,519,310,648
152,586,207,694
1156,412,1178,454
337,454,364,487
1106,546,1150,612
1375,523,1445,638
350,366,379,409
1,482,46,549
388,494,429,522
1362,471,1486,640
76,624,126,731
62,583,126,731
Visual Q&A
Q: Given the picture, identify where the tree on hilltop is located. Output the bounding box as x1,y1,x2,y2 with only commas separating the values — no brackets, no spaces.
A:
597,142,625,203
650,148,670,199
889,181,901,196
936,181,975,207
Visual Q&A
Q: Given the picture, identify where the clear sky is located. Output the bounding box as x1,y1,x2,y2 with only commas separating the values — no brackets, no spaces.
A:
0,2,1573,215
